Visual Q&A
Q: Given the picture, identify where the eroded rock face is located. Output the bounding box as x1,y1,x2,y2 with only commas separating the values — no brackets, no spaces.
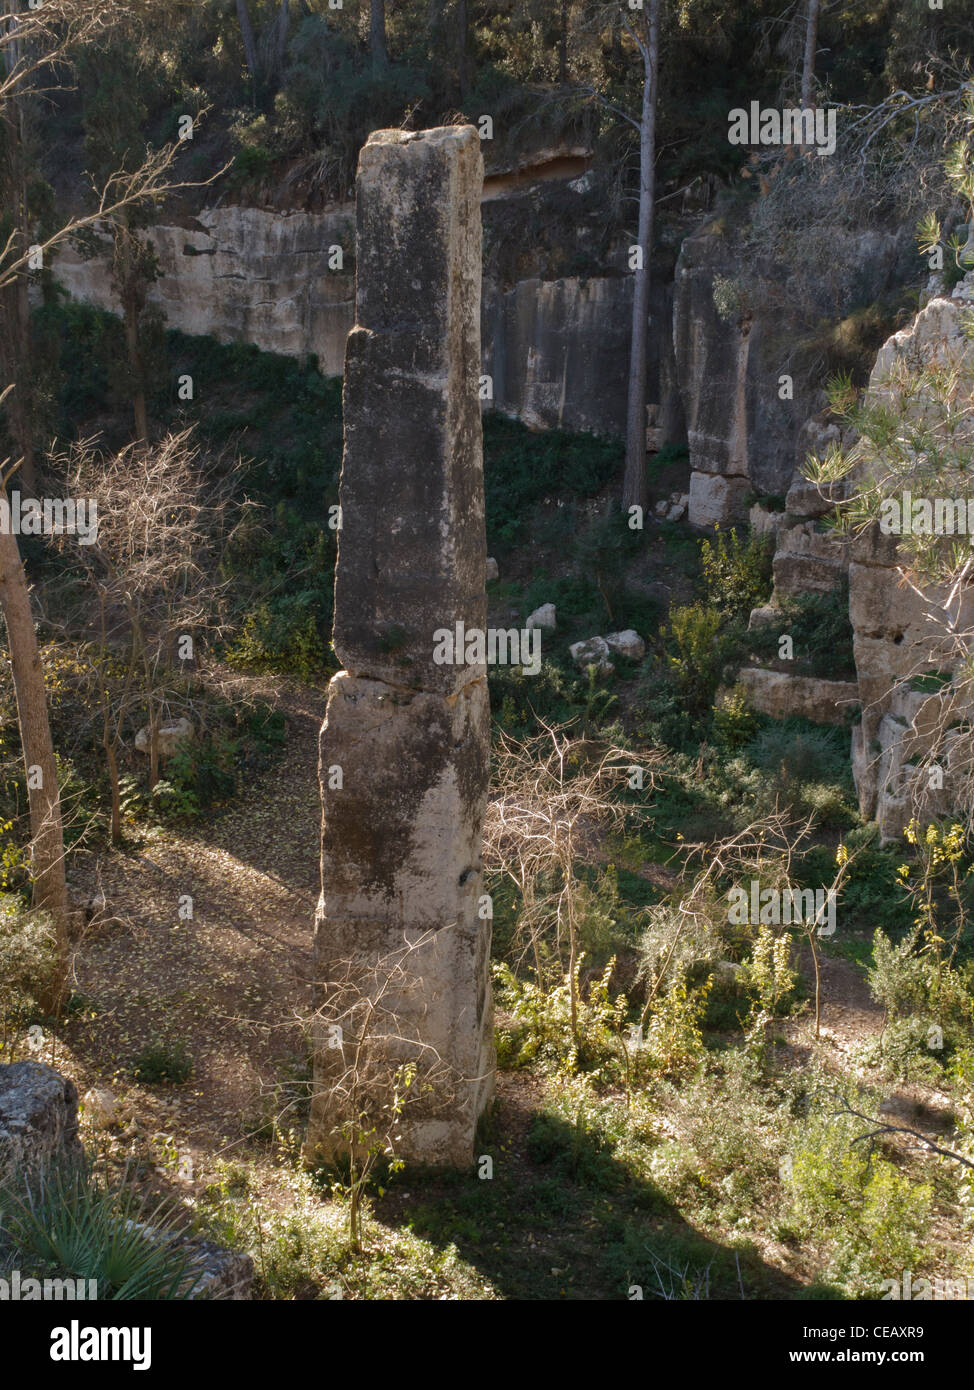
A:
306,127,493,1169
0,1062,83,1190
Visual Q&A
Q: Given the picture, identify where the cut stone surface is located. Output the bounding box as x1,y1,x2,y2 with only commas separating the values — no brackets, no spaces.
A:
331,127,487,699
772,521,850,598
738,668,859,726
749,504,789,538
307,126,493,1169
687,471,751,528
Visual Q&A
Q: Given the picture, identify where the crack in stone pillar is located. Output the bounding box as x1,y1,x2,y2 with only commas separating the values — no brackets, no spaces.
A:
305,126,494,1168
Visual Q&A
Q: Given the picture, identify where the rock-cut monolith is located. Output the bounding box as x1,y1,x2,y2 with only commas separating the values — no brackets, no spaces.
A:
305,126,494,1168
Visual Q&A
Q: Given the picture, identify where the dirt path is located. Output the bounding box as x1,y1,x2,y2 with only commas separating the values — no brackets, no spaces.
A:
800,944,885,1051
58,682,326,1166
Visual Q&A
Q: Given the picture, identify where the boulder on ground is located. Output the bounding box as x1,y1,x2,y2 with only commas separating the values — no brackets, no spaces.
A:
526,603,556,631
134,717,194,759
82,1088,119,1131
485,557,499,582
604,629,645,661
0,1061,83,1189
687,471,751,528
569,636,614,674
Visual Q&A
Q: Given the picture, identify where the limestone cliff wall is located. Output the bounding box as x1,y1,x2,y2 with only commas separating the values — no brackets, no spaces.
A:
740,277,974,842
673,222,914,527
56,206,357,376
847,280,974,840
53,201,650,439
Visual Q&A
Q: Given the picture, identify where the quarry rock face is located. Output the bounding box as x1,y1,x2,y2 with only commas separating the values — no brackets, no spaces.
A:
772,520,850,598
55,206,357,377
54,205,651,440
482,273,683,438
846,294,974,840
674,222,912,526
306,126,493,1168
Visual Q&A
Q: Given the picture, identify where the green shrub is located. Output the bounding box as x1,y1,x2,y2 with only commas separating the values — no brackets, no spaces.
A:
699,527,773,622
665,603,732,713
799,833,913,933
521,573,601,623
642,975,712,1076
152,734,237,820
747,583,856,679
488,661,577,735
570,506,644,625
0,895,55,1042
786,1105,934,1296
483,414,622,545
132,1040,194,1085
493,958,626,1076
0,1163,200,1299
227,600,331,681
865,927,974,1068
745,722,848,786
712,684,759,750
868,928,931,1019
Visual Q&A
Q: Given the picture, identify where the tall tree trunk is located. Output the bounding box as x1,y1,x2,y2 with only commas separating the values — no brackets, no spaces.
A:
0,519,68,1009
623,0,661,516
276,0,290,80
559,0,569,85
105,736,122,846
0,284,36,494
12,271,35,494
801,0,820,109
236,0,260,83
124,298,148,443
148,698,161,792
116,227,148,444
1,71,38,492
456,0,469,100
370,0,388,77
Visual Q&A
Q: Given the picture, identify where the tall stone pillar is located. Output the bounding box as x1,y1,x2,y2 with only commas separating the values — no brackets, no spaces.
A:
305,127,494,1168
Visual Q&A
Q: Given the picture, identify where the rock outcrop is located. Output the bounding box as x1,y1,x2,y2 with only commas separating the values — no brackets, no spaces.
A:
0,1061,83,1189
305,127,493,1169
737,668,859,727
843,285,974,840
